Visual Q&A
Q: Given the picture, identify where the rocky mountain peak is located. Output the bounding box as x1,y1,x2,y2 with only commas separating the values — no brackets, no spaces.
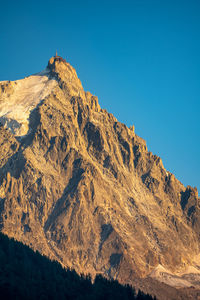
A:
48,55,75,79
47,55,86,100
0,57,200,299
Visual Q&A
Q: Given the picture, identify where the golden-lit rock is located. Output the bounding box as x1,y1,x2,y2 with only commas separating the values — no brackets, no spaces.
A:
0,56,200,299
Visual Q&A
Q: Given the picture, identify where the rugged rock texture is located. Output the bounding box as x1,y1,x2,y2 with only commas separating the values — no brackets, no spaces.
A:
0,56,200,298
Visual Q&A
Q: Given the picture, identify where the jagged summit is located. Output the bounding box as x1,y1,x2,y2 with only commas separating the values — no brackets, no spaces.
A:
0,56,87,136
47,55,86,99
48,54,67,69
0,56,200,299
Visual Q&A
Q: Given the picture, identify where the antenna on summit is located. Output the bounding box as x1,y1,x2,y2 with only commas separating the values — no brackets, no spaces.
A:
55,50,58,57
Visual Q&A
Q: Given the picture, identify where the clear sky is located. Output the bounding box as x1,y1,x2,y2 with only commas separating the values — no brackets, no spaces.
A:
1,0,200,192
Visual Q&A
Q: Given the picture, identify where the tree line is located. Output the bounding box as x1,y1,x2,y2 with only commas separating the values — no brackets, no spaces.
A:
0,232,155,300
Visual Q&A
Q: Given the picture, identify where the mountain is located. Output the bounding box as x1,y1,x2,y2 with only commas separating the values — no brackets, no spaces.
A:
0,55,200,299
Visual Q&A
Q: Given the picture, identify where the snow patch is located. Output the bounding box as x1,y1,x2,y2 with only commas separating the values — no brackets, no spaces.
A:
0,69,57,136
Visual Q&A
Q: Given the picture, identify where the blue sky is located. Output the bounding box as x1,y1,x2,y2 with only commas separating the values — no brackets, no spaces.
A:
1,0,200,192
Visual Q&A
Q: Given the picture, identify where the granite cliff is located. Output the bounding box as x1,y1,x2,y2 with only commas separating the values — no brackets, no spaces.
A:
0,55,199,299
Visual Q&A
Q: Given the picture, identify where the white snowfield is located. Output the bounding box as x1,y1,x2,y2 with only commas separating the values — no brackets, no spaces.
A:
0,68,57,136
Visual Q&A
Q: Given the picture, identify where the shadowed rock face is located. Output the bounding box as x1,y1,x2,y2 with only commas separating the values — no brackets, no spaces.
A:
0,56,200,296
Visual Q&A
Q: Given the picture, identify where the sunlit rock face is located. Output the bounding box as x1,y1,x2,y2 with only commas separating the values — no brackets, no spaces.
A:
0,56,200,299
